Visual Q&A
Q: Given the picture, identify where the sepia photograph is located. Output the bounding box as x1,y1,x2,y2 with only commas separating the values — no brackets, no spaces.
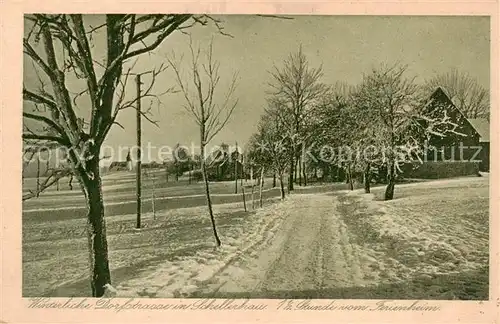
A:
21,14,490,301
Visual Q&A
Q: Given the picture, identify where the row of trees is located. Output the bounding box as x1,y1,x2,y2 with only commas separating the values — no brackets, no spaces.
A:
246,47,488,201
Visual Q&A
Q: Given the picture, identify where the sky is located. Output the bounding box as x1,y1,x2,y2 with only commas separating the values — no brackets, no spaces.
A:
24,15,490,163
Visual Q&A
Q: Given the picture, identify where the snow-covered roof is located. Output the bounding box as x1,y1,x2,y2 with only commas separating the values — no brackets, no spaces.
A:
467,118,490,142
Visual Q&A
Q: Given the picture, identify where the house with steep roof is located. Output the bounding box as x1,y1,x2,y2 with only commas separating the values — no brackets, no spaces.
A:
467,118,490,171
204,144,245,180
422,87,490,171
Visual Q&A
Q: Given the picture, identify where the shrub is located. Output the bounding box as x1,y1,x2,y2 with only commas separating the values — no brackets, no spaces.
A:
401,161,480,179
190,170,203,181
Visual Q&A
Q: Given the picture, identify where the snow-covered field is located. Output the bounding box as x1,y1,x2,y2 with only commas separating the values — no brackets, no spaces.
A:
23,176,489,299
332,176,489,299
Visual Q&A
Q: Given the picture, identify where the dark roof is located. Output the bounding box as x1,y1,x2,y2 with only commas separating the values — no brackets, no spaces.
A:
205,147,243,167
427,87,490,143
467,118,490,142
428,87,469,120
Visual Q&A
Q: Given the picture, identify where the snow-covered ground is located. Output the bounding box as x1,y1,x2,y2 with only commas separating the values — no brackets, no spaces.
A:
23,176,489,299
116,199,289,298
113,176,488,299
23,198,282,297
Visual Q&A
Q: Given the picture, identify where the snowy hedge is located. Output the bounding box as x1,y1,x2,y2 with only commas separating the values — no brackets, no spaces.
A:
401,161,480,179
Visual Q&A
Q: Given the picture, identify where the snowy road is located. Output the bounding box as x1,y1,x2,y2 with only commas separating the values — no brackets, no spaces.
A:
201,193,379,297
113,192,379,298
188,177,488,299
257,195,366,291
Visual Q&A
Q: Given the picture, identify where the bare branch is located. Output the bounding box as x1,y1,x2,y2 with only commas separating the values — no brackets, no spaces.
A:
23,88,57,110
23,112,66,136
169,38,239,146
124,15,192,60
23,167,73,201
69,15,99,103
23,133,67,145
23,40,56,80
167,53,202,123
423,68,489,119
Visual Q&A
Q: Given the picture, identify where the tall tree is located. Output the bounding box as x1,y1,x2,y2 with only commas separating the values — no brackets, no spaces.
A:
169,38,239,247
352,65,420,200
249,101,291,200
353,64,465,200
268,46,326,192
309,83,357,185
424,68,490,119
22,14,219,297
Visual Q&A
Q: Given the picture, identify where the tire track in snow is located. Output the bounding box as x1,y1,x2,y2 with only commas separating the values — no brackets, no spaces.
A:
210,193,372,296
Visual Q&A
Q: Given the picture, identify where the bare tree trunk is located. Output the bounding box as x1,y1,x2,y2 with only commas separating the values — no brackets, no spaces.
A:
234,162,238,194
234,142,239,193
272,172,276,188
69,174,74,190
347,164,354,191
295,159,298,183
364,163,371,194
259,167,264,208
302,160,307,186
201,143,221,246
279,173,286,199
298,154,302,186
239,158,247,211
251,178,255,209
384,161,396,200
56,179,60,191
191,162,194,184
36,153,40,197
151,174,156,220
81,160,111,297
288,148,294,192
239,160,246,211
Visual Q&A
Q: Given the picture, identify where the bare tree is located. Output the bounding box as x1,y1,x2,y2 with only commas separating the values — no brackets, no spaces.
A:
22,14,223,297
249,101,291,200
168,38,239,247
424,68,490,119
353,64,466,200
259,166,265,207
239,153,247,211
268,46,326,191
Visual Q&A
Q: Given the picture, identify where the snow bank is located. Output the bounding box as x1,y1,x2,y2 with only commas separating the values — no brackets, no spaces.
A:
341,177,488,283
